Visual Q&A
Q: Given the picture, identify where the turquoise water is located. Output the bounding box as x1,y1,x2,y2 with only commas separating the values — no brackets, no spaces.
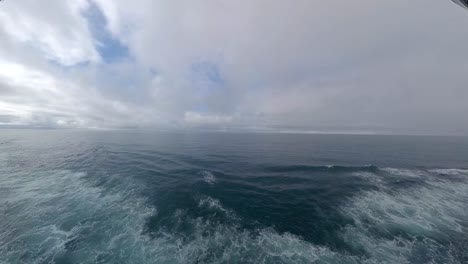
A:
1,130,467,263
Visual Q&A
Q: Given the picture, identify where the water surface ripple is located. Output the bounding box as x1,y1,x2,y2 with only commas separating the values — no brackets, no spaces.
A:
1,130,467,263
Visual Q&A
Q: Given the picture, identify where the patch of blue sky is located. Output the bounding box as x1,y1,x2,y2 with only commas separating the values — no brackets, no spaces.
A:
83,2,129,63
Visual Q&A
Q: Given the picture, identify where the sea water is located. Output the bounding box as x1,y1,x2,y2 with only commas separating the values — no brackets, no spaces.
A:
0,130,467,263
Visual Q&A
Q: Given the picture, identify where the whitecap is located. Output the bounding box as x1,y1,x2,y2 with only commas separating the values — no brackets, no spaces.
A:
351,171,383,185
198,196,225,212
339,171,468,263
3,169,354,263
4,165,467,263
429,168,468,176
146,218,358,264
0,170,156,264
381,168,425,178
200,170,216,185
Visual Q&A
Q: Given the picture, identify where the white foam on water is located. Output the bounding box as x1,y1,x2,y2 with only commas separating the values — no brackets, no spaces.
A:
145,211,361,264
429,168,468,176
0,170,156,263
0,170,359,264
381,168,426,178
199,196,227,213
351,171,383,185
200,170,216,185
3,166,467,263
340,168,468,264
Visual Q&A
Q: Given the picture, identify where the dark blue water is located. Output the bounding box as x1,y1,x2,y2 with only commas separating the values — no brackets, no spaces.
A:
1,130,468,263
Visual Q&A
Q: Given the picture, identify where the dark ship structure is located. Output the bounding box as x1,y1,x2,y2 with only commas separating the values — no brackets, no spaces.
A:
452,0,468,9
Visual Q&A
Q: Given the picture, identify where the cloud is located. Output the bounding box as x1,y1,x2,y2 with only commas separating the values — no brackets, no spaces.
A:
0,0,98,66
184,111,233,126
0,0,467,134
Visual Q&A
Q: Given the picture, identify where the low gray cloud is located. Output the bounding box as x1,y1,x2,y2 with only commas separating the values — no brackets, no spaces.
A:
0,0,467,135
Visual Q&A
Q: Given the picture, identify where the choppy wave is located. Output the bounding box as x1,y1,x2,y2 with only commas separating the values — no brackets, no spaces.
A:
381,167,426,178
0,169,351,263
149,196,355,264
1,163,468,263
0,170,156,263
341,167,468,264
429,168,468,176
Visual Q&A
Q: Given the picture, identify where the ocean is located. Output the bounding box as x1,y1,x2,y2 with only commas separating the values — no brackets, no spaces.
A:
0,130,467,263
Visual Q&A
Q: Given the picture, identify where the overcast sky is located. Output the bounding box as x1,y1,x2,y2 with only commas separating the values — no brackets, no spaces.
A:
0,0,467,135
